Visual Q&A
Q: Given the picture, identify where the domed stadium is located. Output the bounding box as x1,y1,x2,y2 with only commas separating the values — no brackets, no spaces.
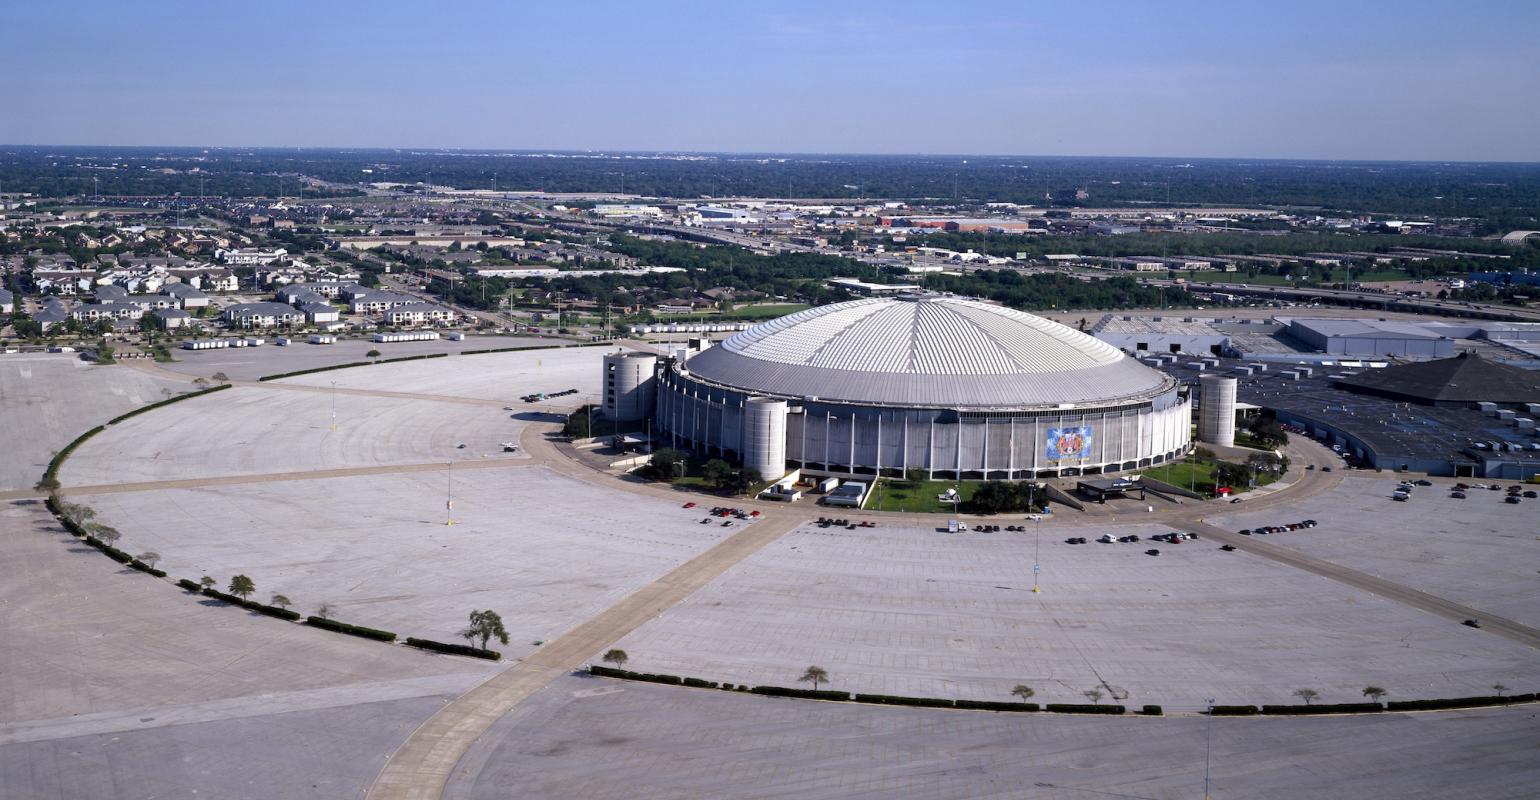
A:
611,294,1190,480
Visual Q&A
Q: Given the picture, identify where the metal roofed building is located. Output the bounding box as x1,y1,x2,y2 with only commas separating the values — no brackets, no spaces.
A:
638,295,1190,481
1287,317,1456,359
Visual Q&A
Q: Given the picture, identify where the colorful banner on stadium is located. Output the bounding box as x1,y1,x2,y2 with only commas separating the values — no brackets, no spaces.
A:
1044,426,1093,461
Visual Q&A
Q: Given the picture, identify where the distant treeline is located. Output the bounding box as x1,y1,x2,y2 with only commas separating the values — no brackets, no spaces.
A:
5,147,1539,230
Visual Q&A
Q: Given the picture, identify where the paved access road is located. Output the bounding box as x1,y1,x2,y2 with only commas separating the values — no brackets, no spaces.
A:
365,512,803,800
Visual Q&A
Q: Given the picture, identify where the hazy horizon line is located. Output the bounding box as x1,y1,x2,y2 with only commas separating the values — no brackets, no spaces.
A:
4,143,1538,167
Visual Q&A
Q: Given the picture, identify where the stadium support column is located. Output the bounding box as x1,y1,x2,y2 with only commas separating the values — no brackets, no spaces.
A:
742,398,787,480
1198,375,1236,447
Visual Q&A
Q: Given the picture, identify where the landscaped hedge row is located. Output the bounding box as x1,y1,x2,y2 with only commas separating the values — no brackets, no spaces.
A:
404,637,501,660
1210,705,1261,716
1140,705,1164,716
752,685,851,701
459,341,613,357
1260,702,1383,715
853,694,956,709
41,384,231,483
1387,694,1536,712
303,616,397,642
378,352,449,365
83,537,134,564
1045,704,1127,715
258,362,372,381
177,578,202,592
202,587,300,619
128,560,167,578
955,699,1039,712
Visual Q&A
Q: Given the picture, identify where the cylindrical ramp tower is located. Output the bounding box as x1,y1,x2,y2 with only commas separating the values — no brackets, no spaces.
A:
602,352,658,422
741,397,788,480
1198,374,1237,447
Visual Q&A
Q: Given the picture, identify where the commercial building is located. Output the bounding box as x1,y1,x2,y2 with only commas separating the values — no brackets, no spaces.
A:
381,303,455,327
223,302,303,329
626,295,1190,481
1287,318,1456,359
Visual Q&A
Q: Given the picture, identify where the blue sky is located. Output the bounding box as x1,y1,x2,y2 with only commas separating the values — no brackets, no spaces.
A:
2,0,1537,160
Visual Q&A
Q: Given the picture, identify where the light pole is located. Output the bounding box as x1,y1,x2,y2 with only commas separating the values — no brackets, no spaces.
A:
1032,515,1042,594
330,380,337,432
445,461,454,526
1204,696,1216,800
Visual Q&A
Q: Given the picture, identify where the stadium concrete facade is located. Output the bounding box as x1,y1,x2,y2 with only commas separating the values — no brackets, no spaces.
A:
617,295,1191,480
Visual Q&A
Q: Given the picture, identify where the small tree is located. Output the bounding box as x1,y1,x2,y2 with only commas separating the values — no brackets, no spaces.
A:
602,649,629,669
1492,683,1509,697
270,594,292,610
647,449,684,481
136,551,160,569
701,459,734,490
315,603,335,620
1293,688,1320,705
1010,685,1035,703
88,524,122,547
56,499,96,526
799,665,830,692
199,575,216,591
210,371,230,383
463,609,510,650
1083,688,1105,705
1362,686,1387,703
366,349,381,358
228,574,256,600
904,467,927,487
35,475,60,493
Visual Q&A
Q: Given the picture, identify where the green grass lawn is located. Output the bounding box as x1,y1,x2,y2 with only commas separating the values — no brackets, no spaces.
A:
1139,458,1282,498
864,479,985,513
647,303,810,323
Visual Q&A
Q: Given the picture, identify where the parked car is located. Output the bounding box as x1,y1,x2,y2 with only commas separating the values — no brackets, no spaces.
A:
1451,491,1466,499
1505,496,1522,504
1220,544,1237,552
1463,619,1482,629
1145,549,1161,556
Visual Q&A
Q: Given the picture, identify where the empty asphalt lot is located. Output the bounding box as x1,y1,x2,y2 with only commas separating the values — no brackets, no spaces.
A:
3,346,1537,799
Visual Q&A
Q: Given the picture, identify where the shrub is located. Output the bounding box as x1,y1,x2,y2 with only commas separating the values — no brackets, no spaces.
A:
1045,704,1126,715
303,616,397,642
955,699,1039,712
1260,702,1383,715
258,362,373,381
1140,705,1164,716
588,665,627,679
852,694,955,709
128,560,168,578
1210,705,1260,716
681,677,719,689
252,605,303,622
751,685,850,701
1387,695,1512,712
404,637,501,660
176,578,202,592
629,672,683,686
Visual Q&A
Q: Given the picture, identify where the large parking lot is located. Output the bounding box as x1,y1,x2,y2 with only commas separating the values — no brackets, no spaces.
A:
76,466,738,657
1214,475,1540,628
61,386,527,485
157,334,555,381
606,517,1540,709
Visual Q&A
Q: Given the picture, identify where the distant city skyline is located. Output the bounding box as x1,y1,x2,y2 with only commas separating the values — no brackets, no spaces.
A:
2,0,1537,162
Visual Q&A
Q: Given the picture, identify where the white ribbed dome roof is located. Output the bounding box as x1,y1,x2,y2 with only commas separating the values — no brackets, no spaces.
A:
682,296,1174,409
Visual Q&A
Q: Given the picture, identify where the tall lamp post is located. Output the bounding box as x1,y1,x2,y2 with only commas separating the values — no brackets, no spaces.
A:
1031,514,1042,594
330,380,337,432
445,461,454,526
1205,696,1216,800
